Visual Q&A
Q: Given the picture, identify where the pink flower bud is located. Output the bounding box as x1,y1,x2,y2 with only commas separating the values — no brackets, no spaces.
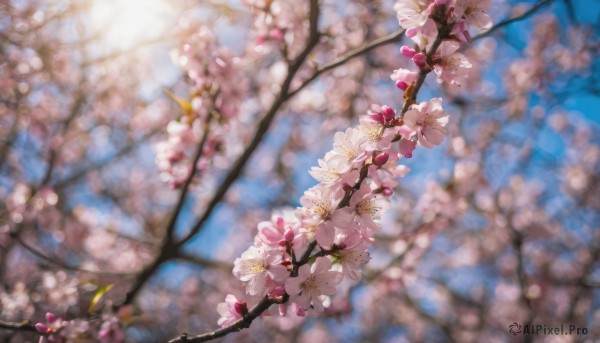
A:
284,229,295,242
234,301,248,316
400,45,417,59
412,53,427,69
374,152,389,166
35,323,48,333
381,105,396,120
382,187,394,196
45,312,57,324
406,28,418,38
396,80,409,90
269,28,283,42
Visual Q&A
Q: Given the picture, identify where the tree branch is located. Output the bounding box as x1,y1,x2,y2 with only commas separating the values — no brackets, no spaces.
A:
0,320,37,333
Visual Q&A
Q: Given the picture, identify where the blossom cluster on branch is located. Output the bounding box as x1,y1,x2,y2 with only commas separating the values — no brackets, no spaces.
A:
213,0,493,334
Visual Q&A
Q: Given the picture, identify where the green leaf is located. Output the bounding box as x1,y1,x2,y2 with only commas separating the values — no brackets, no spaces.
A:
88,284,113,314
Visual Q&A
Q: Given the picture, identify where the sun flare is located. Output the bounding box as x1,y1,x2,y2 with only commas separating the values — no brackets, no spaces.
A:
89,0,174,50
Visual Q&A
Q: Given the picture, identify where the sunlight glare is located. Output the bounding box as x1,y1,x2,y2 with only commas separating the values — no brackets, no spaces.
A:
89,0,174,50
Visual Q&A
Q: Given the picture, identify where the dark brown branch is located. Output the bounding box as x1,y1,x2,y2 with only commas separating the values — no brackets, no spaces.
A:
11,232,133,277
288,28,406,98
0,319,37,333
168,296,276,343
177,253,233,271
472,0,554,40
176,0,322,248
121,109,215,307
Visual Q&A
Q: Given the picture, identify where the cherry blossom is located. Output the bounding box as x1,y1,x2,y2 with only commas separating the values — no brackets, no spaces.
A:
454,0,493,32
285,257,343,312
233,246,289,295
403,97,449,148
216,295,246,327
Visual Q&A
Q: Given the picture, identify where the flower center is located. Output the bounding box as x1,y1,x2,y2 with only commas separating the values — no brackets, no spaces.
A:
303,274,319,292
240,259,266,276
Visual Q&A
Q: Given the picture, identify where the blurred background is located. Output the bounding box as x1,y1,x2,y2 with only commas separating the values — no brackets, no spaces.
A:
1,0,599,342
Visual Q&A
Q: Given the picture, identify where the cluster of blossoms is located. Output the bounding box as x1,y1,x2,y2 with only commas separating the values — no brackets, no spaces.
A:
156,26,245,187
391,0,493,155
34,312,124,343
391,0,492,90
218,100,448,323
242,0,308,55
216,0,493,328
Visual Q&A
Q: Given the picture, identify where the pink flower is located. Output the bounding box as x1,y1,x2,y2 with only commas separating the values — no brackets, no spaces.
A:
216,294,245,327
454,0,493,32
233,246,289,296
358,117,398,151
398,137,417,158
408,18,438,50
451,19,472,43
403,97,449,148
254,213,306,255
284,257,343,312
335,184,391,234
296,186,354,247
309,152,360,186
394,0,434,31
333,230,371,280
390,68,418,90
433,41,472,86
98,318,124,343
329,127,368,169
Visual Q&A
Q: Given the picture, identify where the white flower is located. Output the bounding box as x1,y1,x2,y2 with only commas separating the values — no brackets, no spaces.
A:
309,151,360,186
295,186,353,247
284,257,343,312
358,117,397,151
233,246,289,296
395,0,433,30
328,127,368,170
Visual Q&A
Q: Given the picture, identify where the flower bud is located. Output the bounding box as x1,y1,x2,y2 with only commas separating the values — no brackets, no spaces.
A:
396,80,409,90
35,323,48,333
234,301,249,316
381,105,396,120
374,152,390,166
412,53,427,69
284,229,295,242
45,312,57,324
400,45,417,59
